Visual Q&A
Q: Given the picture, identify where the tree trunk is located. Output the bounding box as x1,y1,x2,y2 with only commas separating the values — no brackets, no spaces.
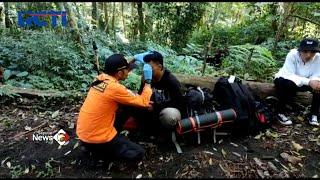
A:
121,2,126,36
91,2,97,29
131,2,138,40
4,2,11,28
137,2,145,41
0,6,3,26
1,75,312,106
98,2,104,31
272,2,294,54
111,2,116,37
103,3,109,34
63,2,84,50
174,74,312,106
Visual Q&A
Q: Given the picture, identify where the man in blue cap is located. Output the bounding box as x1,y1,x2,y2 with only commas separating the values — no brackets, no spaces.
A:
128,51,187,141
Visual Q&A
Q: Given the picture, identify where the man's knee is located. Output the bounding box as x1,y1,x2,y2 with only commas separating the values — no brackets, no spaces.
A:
274,77,297,89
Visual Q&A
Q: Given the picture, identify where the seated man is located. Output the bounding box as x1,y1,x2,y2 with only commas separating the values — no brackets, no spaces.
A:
133,51,188,138
76,54,153,162
274,38,320,126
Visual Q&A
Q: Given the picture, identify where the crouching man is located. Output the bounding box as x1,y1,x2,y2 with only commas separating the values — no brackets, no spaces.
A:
76,54,153,162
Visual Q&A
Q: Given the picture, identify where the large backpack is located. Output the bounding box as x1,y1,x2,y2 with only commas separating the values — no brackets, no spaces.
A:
213,76,272,136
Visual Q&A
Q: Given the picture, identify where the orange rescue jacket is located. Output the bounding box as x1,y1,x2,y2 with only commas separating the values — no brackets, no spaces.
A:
76,73,152,143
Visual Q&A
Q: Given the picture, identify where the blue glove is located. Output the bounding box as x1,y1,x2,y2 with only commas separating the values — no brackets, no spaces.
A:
143,64,152,82
134,51,153,65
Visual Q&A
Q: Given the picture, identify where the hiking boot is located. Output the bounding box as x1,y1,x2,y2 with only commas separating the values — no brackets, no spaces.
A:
309,115,319,126
277,113,292,125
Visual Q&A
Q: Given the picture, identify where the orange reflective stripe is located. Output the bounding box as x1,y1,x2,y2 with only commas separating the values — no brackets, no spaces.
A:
216,111,223,127
189,117,196,131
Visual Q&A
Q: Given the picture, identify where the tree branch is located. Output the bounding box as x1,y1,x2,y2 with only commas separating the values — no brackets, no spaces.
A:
290,14,320,26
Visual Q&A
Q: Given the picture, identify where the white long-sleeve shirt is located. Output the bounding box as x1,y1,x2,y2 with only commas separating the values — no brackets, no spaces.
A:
275,49,320,87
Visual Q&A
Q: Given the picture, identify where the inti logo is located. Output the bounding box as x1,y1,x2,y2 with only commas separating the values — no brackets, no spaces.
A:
18,10,67,28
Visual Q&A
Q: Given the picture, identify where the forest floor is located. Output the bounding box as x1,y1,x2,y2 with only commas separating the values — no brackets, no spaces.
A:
0,96,319,178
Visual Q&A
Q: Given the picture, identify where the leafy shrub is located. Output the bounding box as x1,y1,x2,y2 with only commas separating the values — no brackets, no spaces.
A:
221,44,279,82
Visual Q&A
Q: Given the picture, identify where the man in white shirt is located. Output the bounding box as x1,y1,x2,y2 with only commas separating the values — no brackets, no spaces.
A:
274,38,320,126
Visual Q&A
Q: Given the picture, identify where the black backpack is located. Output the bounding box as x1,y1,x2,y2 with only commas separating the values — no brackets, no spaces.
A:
184,86,215,116
213,77,272,136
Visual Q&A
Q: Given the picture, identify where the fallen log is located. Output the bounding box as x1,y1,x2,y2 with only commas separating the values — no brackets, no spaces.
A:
0,85,83,98
174,74,312,106
0,75,312,106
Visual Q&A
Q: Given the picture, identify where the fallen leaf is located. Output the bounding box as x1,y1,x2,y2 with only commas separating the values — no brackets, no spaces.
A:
212,147,217,152
280,152,301,165
203,151,214,155
265,130,279,139
1,157,10,166
288,163,298,172
68,122,75,129
257,169,265,178
253,157,263,168
267,161,279,172
221,148,227,158
264,170,270,177
24,167,29,174
218,139,223,144
51,110,59,119
108,162,113,171
312,128,318,132
317,139,320,146
312,175,318,178
279,163,290,171
64,150,71,156
232,152,241,158
254,132,264,140
31,165,36,170
24,126,32,131
209,158,213,165
136,174,142,179
219,163,230,177
6,162,11,168
73,142,79,149
291,141,303,151
230,142,238,147
148,172,152,178
297,116,304,121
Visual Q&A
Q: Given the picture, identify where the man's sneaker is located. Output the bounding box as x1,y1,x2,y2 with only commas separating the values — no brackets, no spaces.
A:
277,113,292,125
309,115,319,126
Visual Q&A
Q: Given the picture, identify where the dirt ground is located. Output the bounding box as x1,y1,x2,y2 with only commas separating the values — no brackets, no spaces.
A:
0,96,319,178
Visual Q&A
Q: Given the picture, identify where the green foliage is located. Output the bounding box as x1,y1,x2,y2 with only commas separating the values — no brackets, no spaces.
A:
146,2,207,51
9,164,24,178
0,30,95,91
260,38,300,61
121,71,141,92
221,44,279,82
0,85,20,98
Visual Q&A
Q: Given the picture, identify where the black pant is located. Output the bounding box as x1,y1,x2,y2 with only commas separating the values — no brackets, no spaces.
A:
114,105,163,136
80,134,145,162
274,77,320,115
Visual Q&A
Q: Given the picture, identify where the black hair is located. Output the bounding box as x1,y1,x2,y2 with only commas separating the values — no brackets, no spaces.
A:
143,51,163,66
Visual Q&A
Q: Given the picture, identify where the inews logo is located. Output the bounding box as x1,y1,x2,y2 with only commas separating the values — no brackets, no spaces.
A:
32,129,70,146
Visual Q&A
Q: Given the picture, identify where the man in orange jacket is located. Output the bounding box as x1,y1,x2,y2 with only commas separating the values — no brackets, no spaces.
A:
76,53,153,162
